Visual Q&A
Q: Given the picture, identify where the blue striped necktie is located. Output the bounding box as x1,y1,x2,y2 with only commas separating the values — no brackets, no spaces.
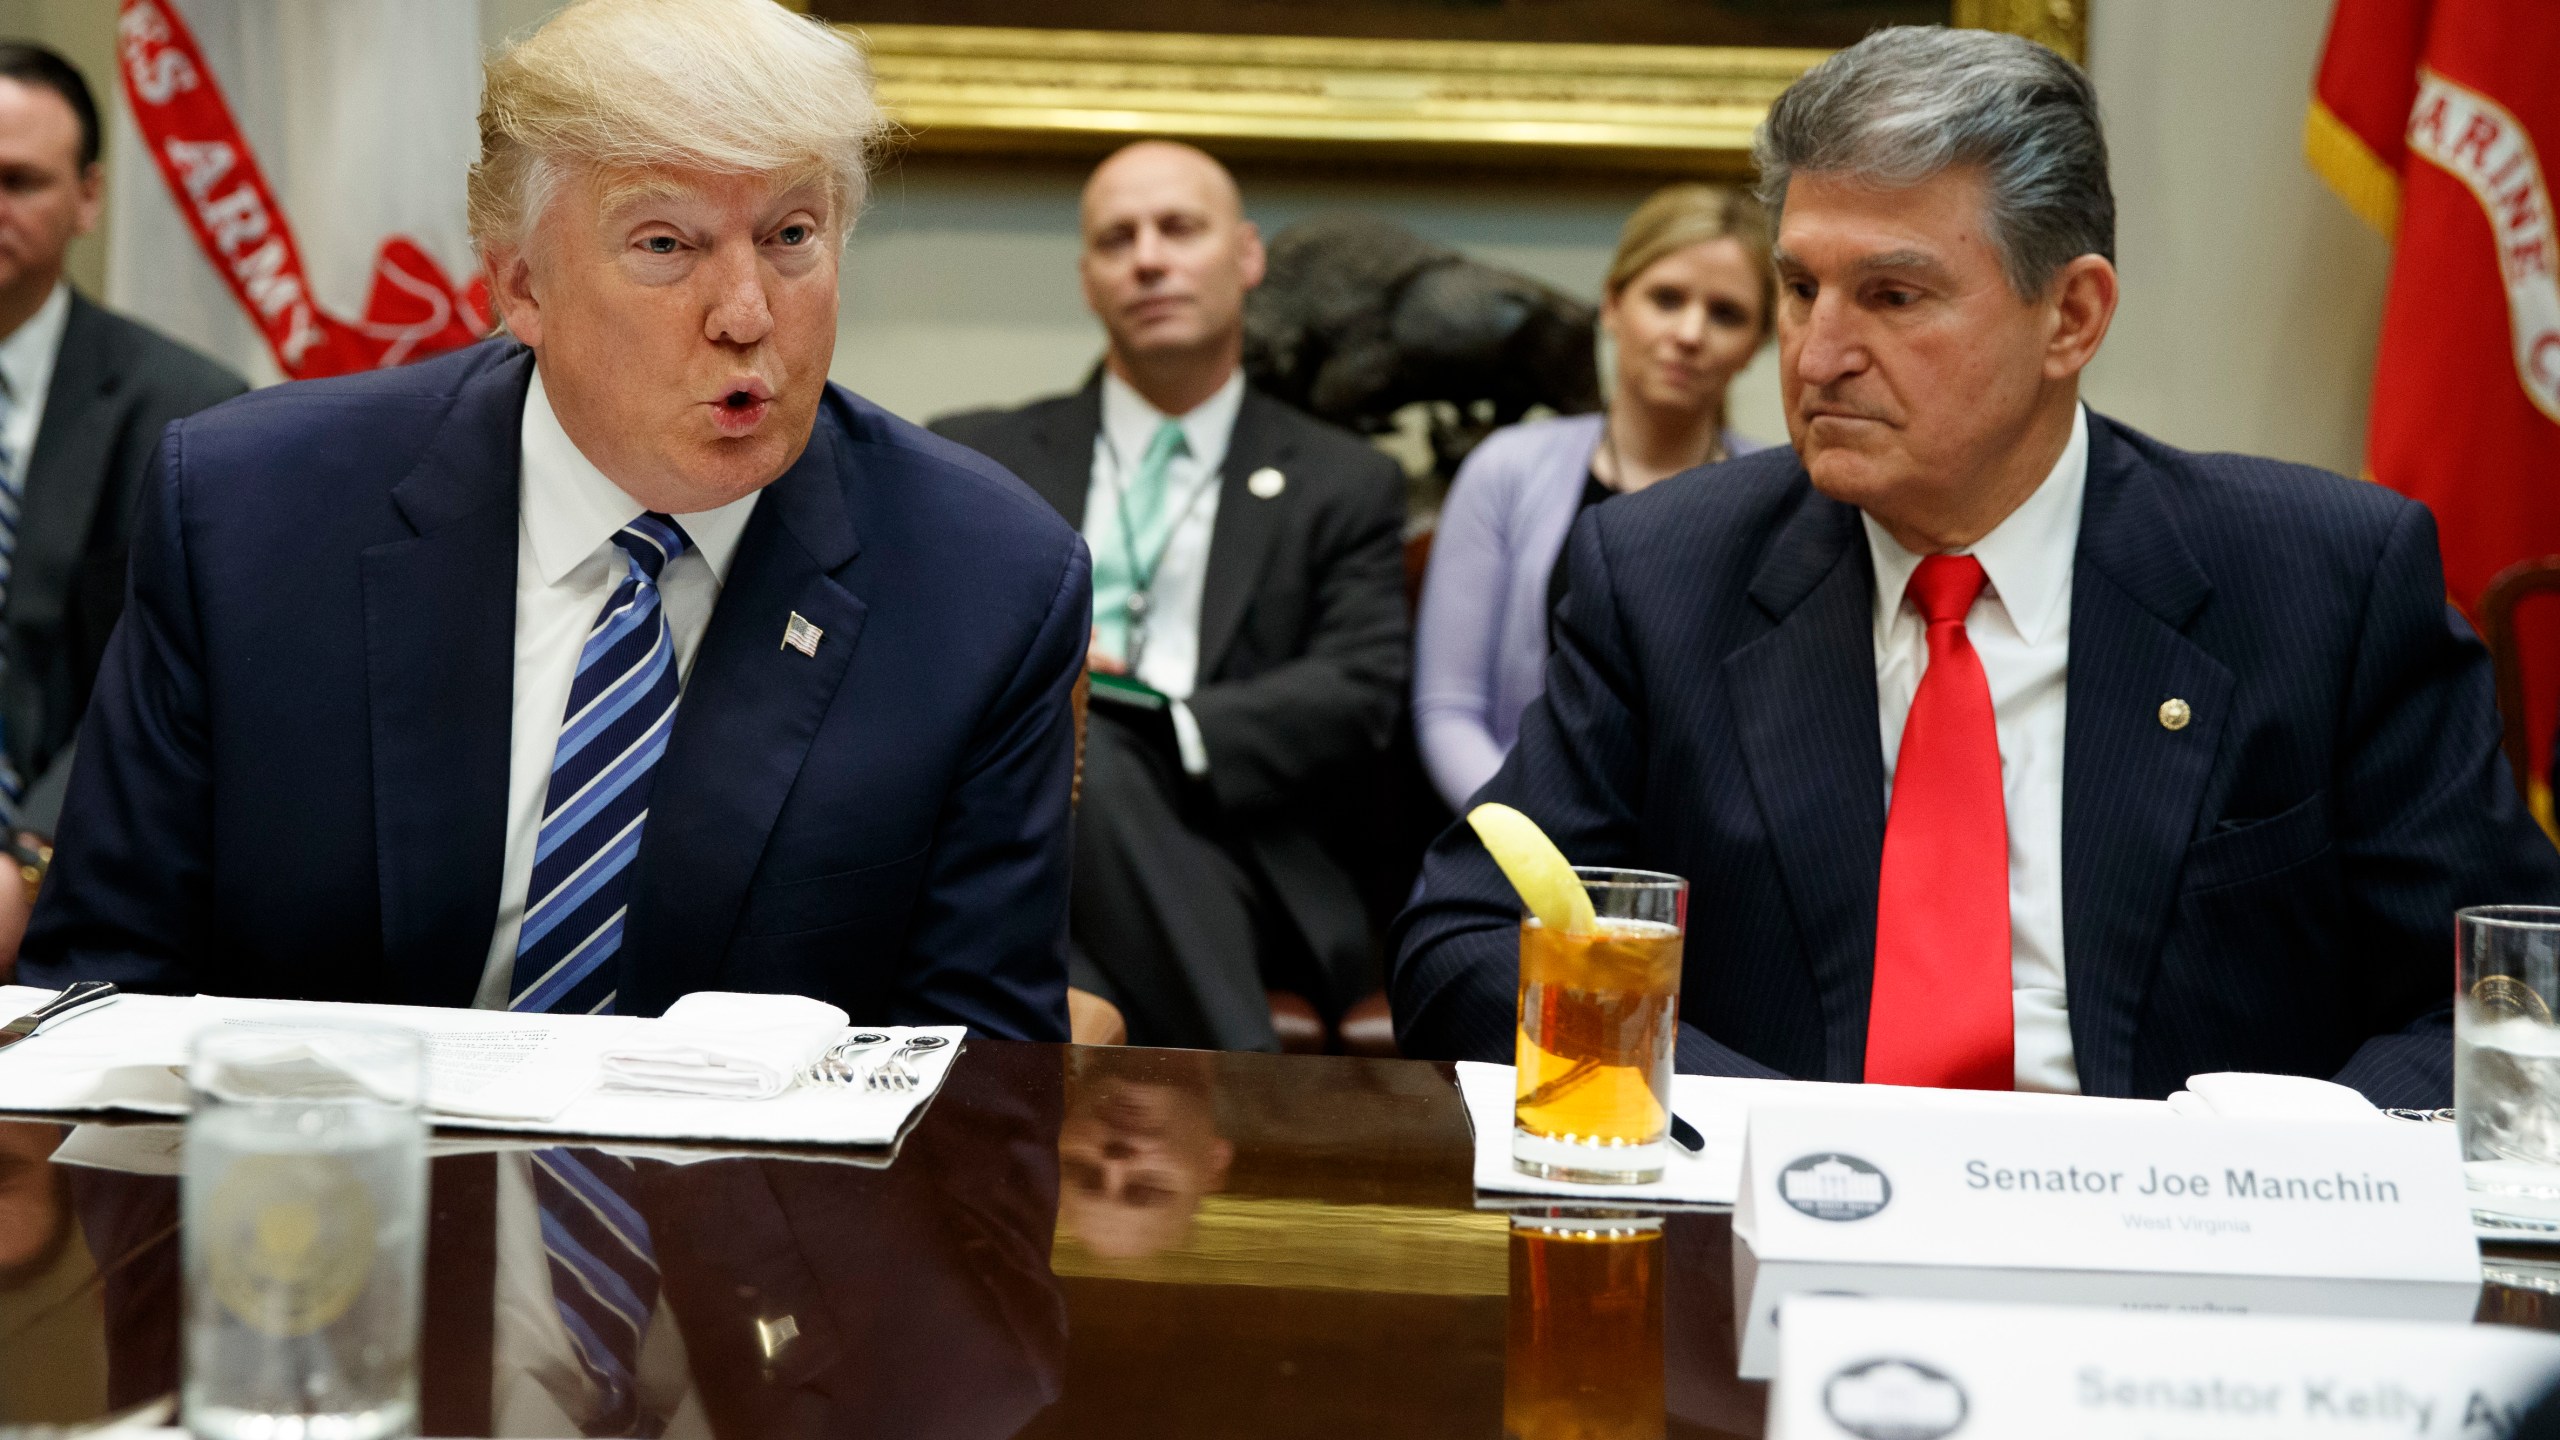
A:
509,514,691,1015
530,1147,663,1437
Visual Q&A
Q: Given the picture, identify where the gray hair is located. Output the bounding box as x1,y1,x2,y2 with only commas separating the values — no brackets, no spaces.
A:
1753,26,2113,298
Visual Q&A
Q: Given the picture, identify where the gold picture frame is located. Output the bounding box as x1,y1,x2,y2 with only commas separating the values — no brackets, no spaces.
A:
850,2,2087,173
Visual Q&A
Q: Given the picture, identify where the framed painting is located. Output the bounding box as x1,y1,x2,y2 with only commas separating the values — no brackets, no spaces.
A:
807,0,2088,173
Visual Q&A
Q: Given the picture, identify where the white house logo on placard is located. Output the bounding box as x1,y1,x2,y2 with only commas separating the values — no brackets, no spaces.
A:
1821,1358,1969,1440
1781,1153,1892,1221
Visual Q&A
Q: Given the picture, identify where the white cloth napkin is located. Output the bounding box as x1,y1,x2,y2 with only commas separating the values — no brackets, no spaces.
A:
2164,1070,2384,1122
597,991,848,1100
1459,1061,1775,1206
1459,1062,2174,1208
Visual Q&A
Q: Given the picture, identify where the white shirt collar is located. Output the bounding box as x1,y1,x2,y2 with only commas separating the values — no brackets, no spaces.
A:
1862,403,2090,647
0,283,71,409
519,367,760,588
1099,365,1244,481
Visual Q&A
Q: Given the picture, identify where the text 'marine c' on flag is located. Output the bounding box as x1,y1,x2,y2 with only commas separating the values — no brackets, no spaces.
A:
106,0,490,387
2308,0,2560,823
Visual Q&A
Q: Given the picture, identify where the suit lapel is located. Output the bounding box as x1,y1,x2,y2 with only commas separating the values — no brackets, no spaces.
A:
2059,419,2232,1097
1720,488,1887,1081
360,348,529,1007
1196,388,1297,681
10,294,124,635
617,419,867,1015
1020,378,1101,527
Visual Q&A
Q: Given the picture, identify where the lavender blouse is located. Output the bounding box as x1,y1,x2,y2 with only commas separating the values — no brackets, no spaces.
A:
1412,412,1769,810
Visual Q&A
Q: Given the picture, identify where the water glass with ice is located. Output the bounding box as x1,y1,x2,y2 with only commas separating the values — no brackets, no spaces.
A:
2457,905,2560,1229
184,1022,427,1440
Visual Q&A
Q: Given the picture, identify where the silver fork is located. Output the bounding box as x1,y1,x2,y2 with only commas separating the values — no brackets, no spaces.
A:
801,1032,894,1087
864,1034,950,1093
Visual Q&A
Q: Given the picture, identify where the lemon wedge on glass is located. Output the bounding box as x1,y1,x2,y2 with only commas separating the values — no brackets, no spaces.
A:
1465,802,1596,935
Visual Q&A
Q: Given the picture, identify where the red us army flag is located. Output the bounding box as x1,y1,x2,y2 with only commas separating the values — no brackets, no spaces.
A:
105,0,489,385
2310,0,2560,817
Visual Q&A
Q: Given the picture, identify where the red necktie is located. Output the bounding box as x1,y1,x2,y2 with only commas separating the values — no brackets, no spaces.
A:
1866,554,2013,1090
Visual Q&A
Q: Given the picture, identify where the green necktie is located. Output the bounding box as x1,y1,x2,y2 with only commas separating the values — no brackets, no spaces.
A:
1093,418,1191,664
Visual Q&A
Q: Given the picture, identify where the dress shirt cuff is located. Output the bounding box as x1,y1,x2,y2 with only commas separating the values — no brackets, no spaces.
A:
1169,700,1211,777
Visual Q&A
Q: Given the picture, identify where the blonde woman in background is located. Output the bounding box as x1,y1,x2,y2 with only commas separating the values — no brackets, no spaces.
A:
1413,184,1777,810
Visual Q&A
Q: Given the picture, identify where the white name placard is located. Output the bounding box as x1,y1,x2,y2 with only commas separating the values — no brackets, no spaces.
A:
1768,1296,2560,1440
1731,1101,2480,1377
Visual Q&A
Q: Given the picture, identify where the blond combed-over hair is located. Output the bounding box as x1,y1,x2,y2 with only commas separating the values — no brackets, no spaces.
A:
468,0,887,255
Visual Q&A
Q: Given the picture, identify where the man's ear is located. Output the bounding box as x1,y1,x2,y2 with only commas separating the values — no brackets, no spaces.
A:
70,162,101,239
485,243,542,348
2043,253,2117,382
1235,218,1267,292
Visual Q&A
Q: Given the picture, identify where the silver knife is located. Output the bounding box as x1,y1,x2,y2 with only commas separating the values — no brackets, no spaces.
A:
0,980,119,1049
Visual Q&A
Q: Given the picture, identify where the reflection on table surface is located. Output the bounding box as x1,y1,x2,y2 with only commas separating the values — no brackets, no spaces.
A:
0,1040,2553,1438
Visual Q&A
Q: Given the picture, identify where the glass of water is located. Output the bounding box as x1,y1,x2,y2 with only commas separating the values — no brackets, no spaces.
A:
183,1022,427,1440
2457,906,2560,1228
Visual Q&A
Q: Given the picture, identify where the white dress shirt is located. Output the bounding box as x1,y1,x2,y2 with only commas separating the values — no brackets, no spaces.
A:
491,1153,708,1438
1082,367,1243,776
470,371,762,1009
0,283,71,491
1863,404,2090,1094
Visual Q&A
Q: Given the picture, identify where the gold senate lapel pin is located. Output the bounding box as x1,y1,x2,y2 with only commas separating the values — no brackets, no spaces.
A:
2159,697,2192,731
782,612,823,657
1247,467,1286,499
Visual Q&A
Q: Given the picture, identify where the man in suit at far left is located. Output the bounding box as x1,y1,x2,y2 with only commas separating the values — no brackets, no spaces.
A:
20,0,1088,1042
0,45,245,980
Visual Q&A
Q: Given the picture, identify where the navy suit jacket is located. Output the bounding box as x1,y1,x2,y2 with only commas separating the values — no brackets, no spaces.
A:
1391,411,2560,1107
20,341,1088,1042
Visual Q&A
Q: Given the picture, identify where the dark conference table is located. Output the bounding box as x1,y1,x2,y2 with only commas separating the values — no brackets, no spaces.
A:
4,1041,2558,1438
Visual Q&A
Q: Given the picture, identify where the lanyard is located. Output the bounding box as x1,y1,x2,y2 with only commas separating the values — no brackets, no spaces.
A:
1101,424,1220,673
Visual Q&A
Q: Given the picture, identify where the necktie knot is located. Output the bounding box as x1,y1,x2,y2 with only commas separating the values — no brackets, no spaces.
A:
1907,553,1987,627
1141,417,1190,468
613,513,692,583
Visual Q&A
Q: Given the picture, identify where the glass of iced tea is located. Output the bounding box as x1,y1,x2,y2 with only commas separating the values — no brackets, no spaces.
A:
1513,867,1687,1184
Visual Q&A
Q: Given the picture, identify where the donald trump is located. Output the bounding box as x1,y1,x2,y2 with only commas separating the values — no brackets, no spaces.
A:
22,0,1088,1041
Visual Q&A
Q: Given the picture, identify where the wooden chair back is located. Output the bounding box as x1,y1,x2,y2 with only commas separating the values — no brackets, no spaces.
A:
2479,556,2560,796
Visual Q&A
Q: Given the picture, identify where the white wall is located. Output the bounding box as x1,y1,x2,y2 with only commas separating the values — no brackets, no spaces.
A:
0,0,2388,473
2083,0,2389,478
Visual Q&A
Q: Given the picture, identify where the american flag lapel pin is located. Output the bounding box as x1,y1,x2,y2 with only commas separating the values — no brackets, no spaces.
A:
782,611,823,657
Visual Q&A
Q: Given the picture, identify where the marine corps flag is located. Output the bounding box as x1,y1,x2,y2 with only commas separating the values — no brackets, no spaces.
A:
2308,0,2560,815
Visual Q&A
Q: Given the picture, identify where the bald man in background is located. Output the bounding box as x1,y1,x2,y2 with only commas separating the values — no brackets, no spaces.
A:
934,142,1408,1052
